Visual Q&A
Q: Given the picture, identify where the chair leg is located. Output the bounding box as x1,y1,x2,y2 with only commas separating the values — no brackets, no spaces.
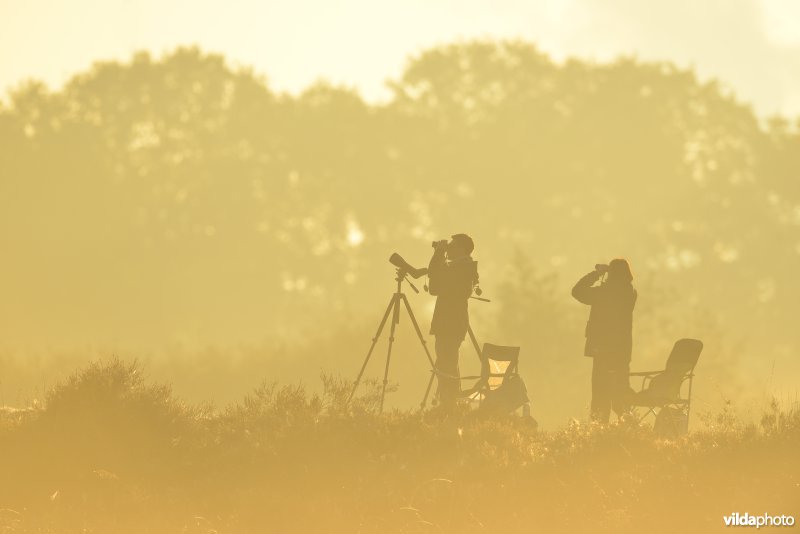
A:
638,407,655,423
686,376,694,429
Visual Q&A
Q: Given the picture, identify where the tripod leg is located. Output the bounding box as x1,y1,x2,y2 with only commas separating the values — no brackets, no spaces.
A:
400,294,440,410
399,294,436,369
379,295,401,413
421,370,436,410
348,294,396,404
467,325,482,362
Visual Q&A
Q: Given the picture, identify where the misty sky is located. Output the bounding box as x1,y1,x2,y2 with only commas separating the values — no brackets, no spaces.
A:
1,0,799,118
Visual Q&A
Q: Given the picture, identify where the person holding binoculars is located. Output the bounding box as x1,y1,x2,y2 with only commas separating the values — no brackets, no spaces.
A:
572,259,637,423
427,234,478,408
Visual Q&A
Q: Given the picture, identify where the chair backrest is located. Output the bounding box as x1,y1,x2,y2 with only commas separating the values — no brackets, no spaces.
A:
643,339,703,400
482,343,520,391
483,343,520,362
664,339,703,374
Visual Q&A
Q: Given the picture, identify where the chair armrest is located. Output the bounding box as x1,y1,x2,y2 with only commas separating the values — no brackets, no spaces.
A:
460,372,515,381
629,370,665,377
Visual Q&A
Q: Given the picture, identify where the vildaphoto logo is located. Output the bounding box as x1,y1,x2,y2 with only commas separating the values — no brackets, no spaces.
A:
724,513,795,528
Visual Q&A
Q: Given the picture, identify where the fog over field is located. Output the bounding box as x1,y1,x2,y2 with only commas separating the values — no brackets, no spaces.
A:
1,2,799,530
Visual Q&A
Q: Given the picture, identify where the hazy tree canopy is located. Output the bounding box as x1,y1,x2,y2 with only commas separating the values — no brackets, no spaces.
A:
1,42,798,421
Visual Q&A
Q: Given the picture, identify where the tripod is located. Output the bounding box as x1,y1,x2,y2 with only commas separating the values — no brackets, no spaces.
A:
347,269,434,412
348,269,483,412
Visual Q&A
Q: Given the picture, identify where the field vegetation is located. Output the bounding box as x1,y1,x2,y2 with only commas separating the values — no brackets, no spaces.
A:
1,359,797,533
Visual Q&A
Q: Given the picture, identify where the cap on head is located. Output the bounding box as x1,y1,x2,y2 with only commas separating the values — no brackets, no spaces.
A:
451,234,475,255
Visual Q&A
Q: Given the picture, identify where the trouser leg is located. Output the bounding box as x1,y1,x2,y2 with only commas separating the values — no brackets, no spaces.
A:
592,356,631,423
591,358,612,423
434,336,462,406
611,360,632,418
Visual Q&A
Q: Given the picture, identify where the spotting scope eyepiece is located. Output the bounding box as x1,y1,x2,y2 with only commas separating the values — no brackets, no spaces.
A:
389,253,428,279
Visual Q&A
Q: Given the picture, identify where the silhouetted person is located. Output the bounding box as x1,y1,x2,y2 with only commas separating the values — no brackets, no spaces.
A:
572,259,637,423
428,234,478,407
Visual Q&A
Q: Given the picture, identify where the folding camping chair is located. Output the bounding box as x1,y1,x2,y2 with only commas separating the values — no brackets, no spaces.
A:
629,338,703,437
460,343,530,416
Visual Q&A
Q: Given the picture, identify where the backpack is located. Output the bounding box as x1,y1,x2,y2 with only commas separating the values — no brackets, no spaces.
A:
479,374,530,415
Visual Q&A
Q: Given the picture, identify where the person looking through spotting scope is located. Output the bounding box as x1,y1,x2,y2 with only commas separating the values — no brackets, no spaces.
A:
427,234,478,408
572,259,637,424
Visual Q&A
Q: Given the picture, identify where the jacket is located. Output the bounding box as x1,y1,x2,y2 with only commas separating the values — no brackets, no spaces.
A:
572,270,637,360
428,251,475,341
